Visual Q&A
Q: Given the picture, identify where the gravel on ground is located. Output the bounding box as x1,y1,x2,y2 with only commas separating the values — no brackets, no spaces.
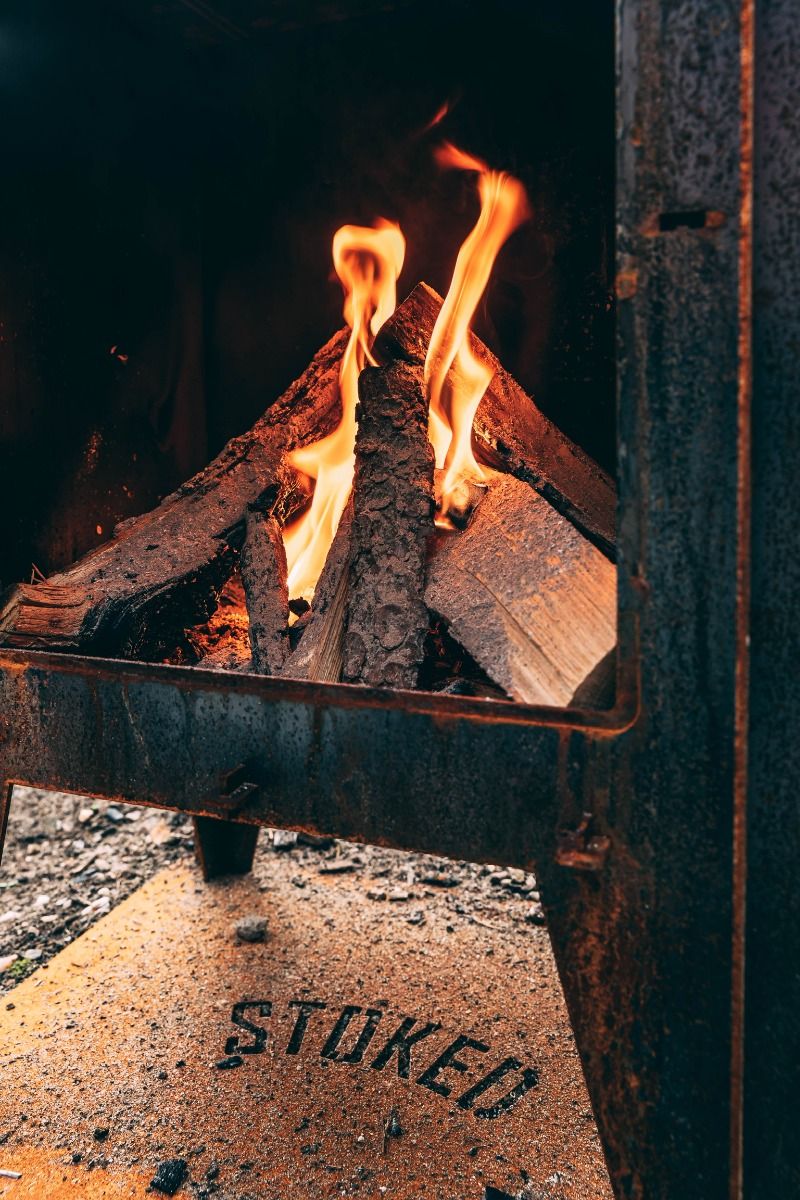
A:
0,788,194,993
0,786,543,996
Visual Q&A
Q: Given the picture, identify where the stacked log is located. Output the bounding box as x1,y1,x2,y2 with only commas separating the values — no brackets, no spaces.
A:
0,328,347,659
1,284,618,710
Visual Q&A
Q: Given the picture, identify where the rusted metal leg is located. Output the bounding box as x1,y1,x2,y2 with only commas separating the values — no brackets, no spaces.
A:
0,782,12,872
192,816,259,881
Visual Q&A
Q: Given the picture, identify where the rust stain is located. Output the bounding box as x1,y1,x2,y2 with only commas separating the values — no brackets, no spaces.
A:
615,269,638,300
730,3,754,1197
0,863,611,1199
0,1148,151,1198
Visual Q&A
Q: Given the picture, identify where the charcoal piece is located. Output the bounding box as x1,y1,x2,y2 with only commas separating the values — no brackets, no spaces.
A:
149,1158,189,1195
195,643,252,672
341,362,435,689
375,282,615,556
0,328,347,658
240,508,289,675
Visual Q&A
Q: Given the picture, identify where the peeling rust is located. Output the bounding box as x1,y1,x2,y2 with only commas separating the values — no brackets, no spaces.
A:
555,813,611,872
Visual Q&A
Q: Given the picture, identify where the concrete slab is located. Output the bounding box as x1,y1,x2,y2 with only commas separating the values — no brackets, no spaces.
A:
0,857,611,1199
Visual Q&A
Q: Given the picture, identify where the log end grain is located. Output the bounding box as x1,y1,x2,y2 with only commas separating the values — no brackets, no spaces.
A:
425,473,616,707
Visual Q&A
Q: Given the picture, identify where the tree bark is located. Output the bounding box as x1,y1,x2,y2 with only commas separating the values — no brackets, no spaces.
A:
424,472,617,707
0,329,347,658
341,362,435,689
374,282,615,557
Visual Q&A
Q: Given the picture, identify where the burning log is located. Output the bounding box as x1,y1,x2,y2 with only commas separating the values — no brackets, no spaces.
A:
240,508,290,675
0,329,347,658
281,503,353,683
374,282,616,556
424,472,616,708
341,361,435,689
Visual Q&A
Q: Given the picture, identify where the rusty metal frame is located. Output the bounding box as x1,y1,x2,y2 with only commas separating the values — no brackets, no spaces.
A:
0,642,638,874
1,2,795,1197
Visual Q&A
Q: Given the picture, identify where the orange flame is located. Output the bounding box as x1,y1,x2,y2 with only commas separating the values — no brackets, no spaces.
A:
283,220,405,603
426,142,530,519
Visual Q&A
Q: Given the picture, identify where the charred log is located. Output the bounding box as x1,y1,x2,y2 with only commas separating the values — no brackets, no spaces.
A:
425,473,616,707
374,282,615,556
240,508,289,675
341,361,435,689
0,329,347,657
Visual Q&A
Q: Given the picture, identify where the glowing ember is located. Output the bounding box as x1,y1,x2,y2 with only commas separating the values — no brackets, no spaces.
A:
425,142,530,523
283,220,405,603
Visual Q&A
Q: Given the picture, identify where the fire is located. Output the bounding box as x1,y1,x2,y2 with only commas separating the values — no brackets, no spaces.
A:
426,142,530,520
283,220,405,603
283,146,527,595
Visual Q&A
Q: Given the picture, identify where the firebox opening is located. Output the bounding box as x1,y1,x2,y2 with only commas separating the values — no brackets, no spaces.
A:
1,0,617,711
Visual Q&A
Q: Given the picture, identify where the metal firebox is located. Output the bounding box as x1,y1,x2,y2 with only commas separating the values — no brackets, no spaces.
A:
1,2,797,1198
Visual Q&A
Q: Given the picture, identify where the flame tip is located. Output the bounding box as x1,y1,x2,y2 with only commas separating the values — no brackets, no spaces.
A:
426,141,530,521
285,218,405,602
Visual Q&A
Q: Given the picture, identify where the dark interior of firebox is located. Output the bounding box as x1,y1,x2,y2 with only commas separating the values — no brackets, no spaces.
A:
1,0,615,704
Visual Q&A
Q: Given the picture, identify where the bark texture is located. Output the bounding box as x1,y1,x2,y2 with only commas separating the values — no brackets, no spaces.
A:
341,362,435,689
0,329,347,658
374,282,616,556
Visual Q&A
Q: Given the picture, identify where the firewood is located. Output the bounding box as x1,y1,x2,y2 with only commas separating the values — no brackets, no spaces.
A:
424,472,616,708
281,502,353,683
569,648,616,710
341,361,435,689
239,508,290,675
374,282,615,556
196,642,252,672
0,329,348,658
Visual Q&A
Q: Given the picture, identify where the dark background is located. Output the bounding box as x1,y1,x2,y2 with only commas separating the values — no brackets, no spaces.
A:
0,0,614,586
